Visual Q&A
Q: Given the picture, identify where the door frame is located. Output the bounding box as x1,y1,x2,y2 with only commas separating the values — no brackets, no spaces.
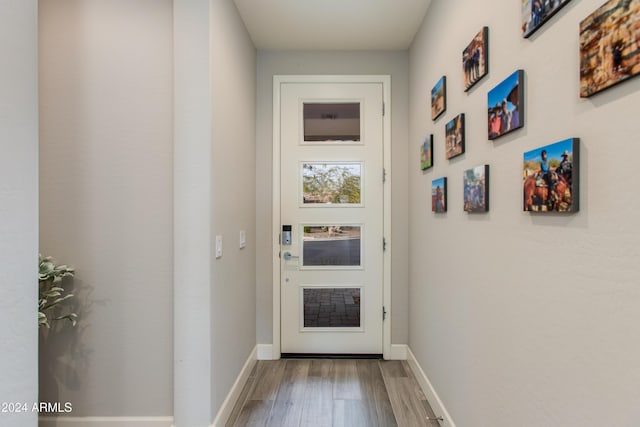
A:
271,75,392,359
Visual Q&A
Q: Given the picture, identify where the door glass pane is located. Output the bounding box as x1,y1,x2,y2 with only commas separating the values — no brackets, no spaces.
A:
303,103,360,142
302,163,362,205
303,288,361,328
302,225,361,267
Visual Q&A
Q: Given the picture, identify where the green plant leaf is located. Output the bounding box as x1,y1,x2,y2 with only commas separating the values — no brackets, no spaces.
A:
38,254,77,327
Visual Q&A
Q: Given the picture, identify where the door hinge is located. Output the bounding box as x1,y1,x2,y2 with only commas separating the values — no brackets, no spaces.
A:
383,237,387,251
383,306,387,321
382,102,385,116
383,168,387,183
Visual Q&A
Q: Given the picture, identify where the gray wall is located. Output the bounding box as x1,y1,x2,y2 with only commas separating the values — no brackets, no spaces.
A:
174,0,212,424
39,0,174,417
39,0,257,424
0,1,39,426
408,0,640,425
256,51,410,346
210,0,257,417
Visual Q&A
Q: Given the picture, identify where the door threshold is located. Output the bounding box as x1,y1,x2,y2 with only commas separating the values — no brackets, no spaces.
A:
281,353,383,359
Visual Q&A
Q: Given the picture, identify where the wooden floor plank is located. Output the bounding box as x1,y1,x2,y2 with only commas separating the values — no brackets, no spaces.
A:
333,399,373,427
371,361,399,427
266,359,310,427
379,360,409,378
231,399,272,427
249,360,286,401
226,375,256,427
308,359,333,377
384,377,430,427
299,377,333,427
333,359,362,400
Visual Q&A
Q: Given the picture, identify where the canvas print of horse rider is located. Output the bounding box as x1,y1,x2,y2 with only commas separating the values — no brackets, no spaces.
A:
463,27,488,92
523,138,580,212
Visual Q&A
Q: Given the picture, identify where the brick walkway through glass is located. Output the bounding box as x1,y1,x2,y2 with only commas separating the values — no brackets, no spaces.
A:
303,288,361,328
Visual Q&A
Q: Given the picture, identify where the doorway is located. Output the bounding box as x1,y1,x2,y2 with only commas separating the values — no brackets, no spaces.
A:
272,75,392,357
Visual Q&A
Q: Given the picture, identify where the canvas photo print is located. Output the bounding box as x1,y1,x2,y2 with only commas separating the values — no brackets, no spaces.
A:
523,138,579,213
522,0,573,38
445,113,465,160
432,177,447,213
464,165,489,213
488,70,524,140
463,27,488,91
420,134,433,170
580,0,640,97
431,76,446,120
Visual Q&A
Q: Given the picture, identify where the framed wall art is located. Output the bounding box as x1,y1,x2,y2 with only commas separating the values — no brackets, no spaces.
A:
523,138,579,213
463,27,488,91
522,0,573,38
445,113,465,160
431,76,446,120
420,134,433,170
488,70,524,140
432,177,447,213
464,165,489,213
580,0,640,97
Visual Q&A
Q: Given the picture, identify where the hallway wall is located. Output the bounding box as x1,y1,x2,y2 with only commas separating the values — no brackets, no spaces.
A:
256,51,410,348
0,1,39,426
408,0,640,426
209,0,257,418
39,0,174,418
39,0,257,424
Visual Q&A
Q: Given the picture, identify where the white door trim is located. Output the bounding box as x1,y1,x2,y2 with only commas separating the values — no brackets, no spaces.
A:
272,75,392,359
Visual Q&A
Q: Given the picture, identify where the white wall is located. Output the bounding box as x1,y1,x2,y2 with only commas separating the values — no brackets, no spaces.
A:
408,0,640,426
256,51,410,347
39,0,174,418
0,1,39,426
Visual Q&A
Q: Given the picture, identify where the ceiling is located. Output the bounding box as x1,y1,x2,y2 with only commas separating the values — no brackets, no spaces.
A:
233,0,432,51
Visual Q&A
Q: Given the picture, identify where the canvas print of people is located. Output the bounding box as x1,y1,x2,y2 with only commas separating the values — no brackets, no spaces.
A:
432,177,447,213
445,114,465,159
463,27,488,91
431,76,446,120
580,0,640,97
488,70,524,140
522,0,573,38
523,138,579,212
420,135,433,170
464,165,489,213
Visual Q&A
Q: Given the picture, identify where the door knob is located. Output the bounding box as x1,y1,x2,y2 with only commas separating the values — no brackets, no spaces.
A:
283,251,299,261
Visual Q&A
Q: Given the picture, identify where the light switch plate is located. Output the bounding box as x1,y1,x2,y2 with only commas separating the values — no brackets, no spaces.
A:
215,235,223,258
239,230,246,249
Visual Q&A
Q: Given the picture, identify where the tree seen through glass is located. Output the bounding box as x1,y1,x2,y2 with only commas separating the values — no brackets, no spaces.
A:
302,163,361,204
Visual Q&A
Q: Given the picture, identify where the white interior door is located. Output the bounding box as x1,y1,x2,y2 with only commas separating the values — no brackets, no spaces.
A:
279,81,385,354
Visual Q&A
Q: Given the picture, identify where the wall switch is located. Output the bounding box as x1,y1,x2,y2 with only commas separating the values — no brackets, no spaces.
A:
215,235,223,258
239,230,246,249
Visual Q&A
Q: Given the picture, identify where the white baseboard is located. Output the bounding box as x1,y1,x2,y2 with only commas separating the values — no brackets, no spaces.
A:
210,345,257,427
38,417,173,427
256,344,274,360
406,347,457,427
388,344,408,360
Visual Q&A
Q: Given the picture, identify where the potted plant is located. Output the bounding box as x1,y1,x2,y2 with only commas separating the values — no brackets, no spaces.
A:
38,254,77,328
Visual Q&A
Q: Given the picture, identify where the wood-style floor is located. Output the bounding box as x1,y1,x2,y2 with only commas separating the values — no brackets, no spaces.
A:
226,359,439,427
